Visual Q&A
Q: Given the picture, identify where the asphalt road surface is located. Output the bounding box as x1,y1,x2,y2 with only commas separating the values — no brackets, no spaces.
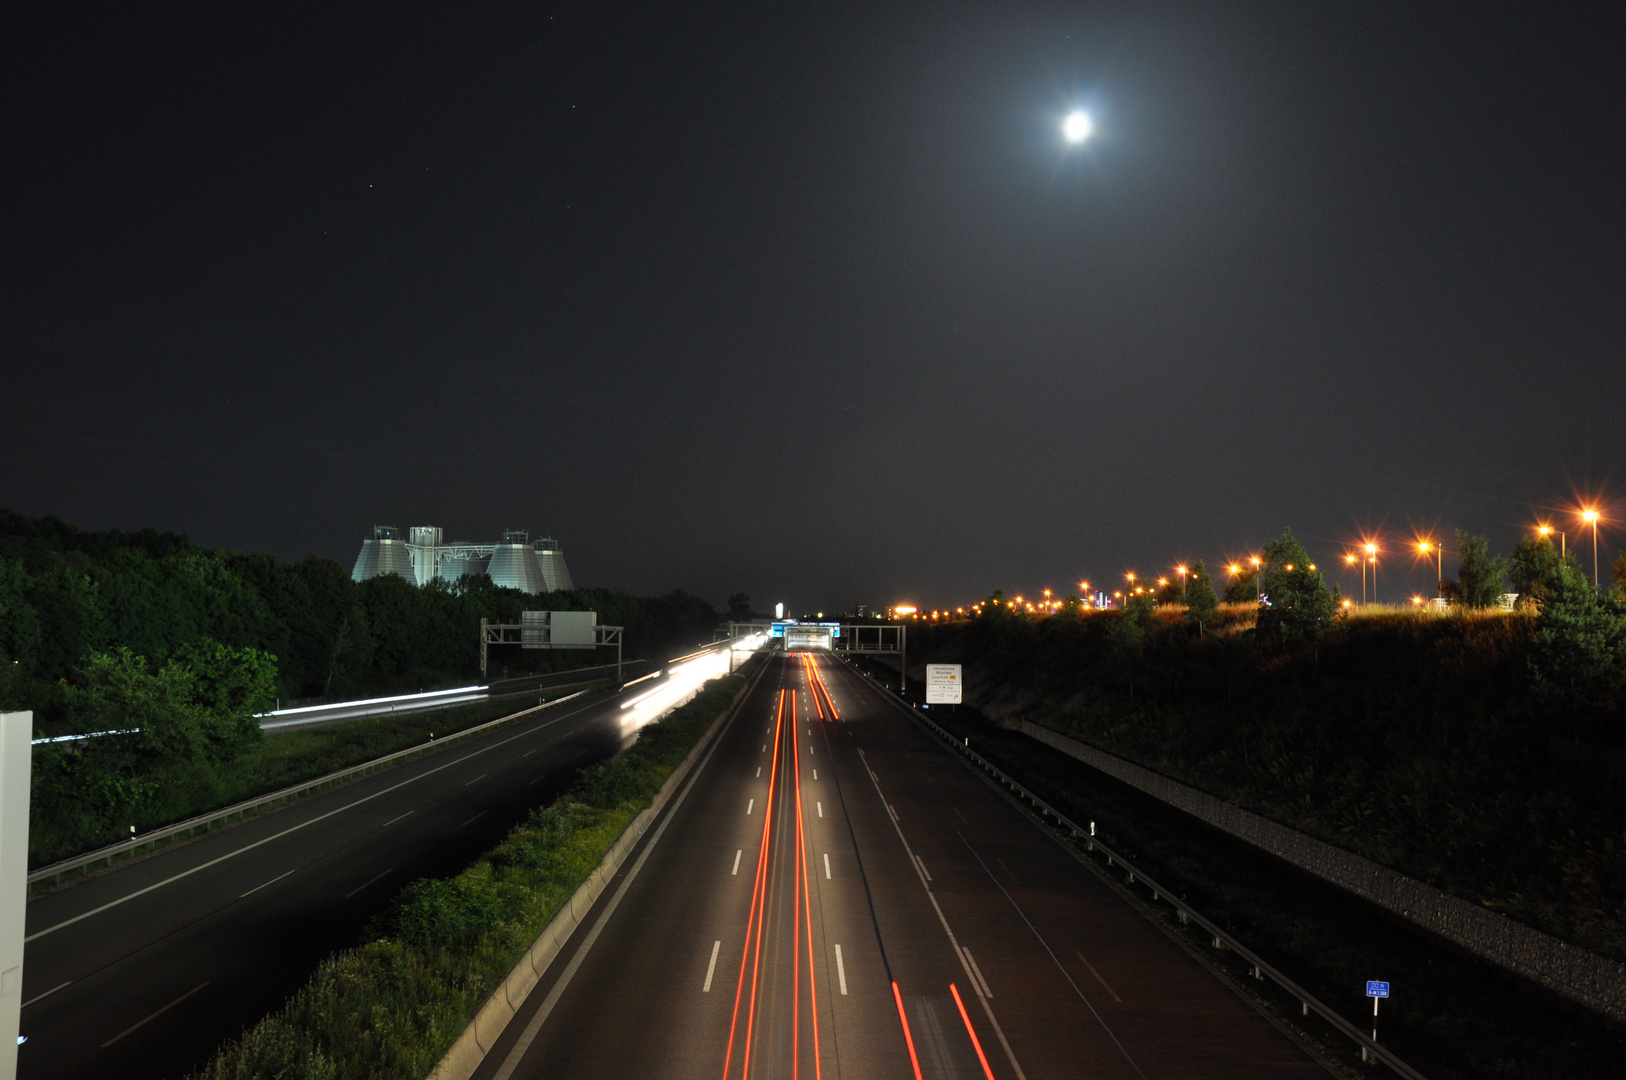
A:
19,680,677,1080
474,652,1332,1080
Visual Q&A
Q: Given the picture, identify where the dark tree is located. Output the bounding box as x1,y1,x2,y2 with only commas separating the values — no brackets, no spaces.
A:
1221,566,1258,604
1528,560,1626,735
1256,528,1335,643
1184,560,1219,631
1448,531,1508,609
727,593,755,621
1509,535,1566,608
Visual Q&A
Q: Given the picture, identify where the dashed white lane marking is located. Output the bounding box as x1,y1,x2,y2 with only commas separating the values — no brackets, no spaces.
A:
240,867,298,898
344,868,393,899
762,744,767,752
703,940,721,992
756,766,761,777
966,947,994,998
465,773,488,785
746,799,754,815
382,809,414,828
835,944,848,995
824,853,831,879
817,802,823,818
813,769,817,779
461,811,486,828
732,849,742,875
101,981,209,1047
21,981,71,1009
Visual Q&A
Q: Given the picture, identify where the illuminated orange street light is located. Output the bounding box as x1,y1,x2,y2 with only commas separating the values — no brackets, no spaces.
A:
1581,508,1601,585
1537,523,1565,560
1416,537,1442,597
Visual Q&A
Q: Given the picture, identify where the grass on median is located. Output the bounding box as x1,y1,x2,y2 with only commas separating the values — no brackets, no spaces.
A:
184,673,745,1080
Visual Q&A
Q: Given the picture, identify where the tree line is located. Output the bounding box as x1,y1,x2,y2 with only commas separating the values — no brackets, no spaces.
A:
0,510,723,861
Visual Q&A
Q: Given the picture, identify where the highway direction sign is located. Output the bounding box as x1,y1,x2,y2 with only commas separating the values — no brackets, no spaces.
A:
1366,981,1389,998
925,664,962,704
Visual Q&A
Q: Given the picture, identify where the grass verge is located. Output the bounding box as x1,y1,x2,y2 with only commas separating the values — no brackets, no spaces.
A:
31,686,601,869
892,681,1626,1079
184,673,745,1080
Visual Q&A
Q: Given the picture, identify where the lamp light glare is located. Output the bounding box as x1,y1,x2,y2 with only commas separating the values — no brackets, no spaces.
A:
1063,111,1092,143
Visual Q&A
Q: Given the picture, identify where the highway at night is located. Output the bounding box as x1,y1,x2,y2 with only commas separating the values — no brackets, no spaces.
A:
473,652,1328,1080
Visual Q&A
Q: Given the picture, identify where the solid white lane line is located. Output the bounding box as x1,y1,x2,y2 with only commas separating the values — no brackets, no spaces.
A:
465,773,488,785
703,940,721,992
835,944,848,995
817,801,823,818
382,810,414,828
824,853,831,879
21,981,71,1009
101,981,208,1047
344,868,392,899
461,811,486,827
25,694,610,943
746,799,754,815
732,849,742,875
239,867,298,898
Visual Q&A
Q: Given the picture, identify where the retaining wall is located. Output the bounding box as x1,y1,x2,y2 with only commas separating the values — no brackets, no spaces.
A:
1019,720,1626,1024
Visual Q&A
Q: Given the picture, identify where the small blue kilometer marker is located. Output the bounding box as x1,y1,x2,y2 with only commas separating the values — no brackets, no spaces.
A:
1366,981,1390,1050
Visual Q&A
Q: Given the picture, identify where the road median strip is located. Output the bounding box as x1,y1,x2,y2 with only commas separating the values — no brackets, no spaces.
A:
187,660,762,1080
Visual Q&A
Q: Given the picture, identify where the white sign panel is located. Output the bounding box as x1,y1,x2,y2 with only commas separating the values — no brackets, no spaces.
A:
925,664,962,704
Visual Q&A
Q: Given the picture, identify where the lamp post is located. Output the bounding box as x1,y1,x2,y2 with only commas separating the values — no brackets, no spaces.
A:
1417,540,1442,597
1538,524,1565,560
1365,543,1379,605
1345,553,1363,605
1582,509,1600,585
1249,555,1262,600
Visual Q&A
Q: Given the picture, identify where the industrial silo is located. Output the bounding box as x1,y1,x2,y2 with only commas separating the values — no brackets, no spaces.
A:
487,530,548,593
352,525,416,582
535,537,574,592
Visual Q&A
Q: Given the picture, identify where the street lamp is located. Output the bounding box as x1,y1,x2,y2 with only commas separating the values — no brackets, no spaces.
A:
1538,523,1565,560
1365,543,1379,605
1417,539,1442,597
1582,509,1600,585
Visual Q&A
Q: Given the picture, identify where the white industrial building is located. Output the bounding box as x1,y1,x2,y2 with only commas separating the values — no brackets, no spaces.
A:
352,525,574,593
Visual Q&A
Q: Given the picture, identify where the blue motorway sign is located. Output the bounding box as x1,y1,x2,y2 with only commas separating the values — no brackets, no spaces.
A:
1366,981,1390,998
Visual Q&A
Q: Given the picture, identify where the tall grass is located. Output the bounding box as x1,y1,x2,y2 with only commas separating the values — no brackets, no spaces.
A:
186,674,744,1080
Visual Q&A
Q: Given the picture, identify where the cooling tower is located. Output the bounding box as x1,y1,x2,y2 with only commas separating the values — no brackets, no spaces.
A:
488,530,549,593
352,525,416,582
534,537,574,592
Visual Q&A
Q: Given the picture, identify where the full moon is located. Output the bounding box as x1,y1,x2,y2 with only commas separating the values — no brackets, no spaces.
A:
1063,111,1092,143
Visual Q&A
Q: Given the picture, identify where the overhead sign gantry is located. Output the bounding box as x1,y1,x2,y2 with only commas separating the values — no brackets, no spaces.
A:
723,619,908,690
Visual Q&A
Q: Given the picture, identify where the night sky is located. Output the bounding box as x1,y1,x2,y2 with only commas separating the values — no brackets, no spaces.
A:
7,3,1625,612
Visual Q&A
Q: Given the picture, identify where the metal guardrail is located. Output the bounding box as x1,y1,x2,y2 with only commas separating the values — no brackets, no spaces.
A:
842,660,1428,1080
28,690,589,893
